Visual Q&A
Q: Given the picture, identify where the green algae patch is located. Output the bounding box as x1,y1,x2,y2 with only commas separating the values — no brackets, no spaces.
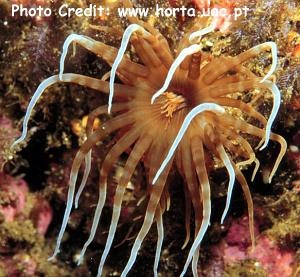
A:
265,190,300,247
225,260,267,277
0,219,70,276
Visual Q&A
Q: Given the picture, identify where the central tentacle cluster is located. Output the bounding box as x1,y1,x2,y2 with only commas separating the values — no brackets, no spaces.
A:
12,1,287,276
159,92,187,119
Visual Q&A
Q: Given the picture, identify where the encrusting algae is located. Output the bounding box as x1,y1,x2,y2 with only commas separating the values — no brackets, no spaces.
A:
9,0,289,276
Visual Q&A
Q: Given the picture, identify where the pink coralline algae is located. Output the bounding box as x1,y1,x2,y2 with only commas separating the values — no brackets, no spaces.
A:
191,0,241,32
0,172,54,275
0,172,53,235
225,216,259,249
212,215,296,277
0,172,28,222
248,236,295,277
30,198,53,236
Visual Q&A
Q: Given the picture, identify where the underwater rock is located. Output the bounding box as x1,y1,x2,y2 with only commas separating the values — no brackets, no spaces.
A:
224,216,259,254
0,117,20,171
202,213,297,277
248,235,295,277
0,172,70,276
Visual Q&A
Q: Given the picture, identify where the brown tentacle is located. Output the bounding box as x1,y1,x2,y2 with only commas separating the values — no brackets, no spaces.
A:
143,34,174,68
212,97,267,125
201,43,274,84
132,36,161,68
213,114,287,182
231,161,255,249
181,137,202,234
201,79,261,98
60,73,138,98
86,103,130,136
182,186,192,249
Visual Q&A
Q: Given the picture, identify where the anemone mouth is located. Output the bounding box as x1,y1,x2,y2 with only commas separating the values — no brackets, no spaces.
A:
157,92,188,119
169,85,200,108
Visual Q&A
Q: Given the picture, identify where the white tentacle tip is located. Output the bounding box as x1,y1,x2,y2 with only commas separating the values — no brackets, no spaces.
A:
11,134,27,149
107,105,112,115
259,41,278,83
59,33,85,81
77,256,84,266
259,132,270,150
189,20,217,42
152,176,158,185
221,204,230,224
259,141,268,151
151,89,164,104
108,24,145,114
10,140,20,149
48,252,59,262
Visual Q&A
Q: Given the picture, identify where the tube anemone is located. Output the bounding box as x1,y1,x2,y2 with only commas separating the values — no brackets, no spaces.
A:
12,0,287,276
